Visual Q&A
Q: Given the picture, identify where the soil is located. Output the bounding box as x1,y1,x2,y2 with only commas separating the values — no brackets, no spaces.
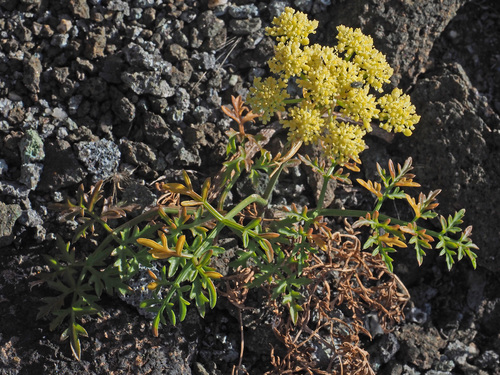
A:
1,0,499,374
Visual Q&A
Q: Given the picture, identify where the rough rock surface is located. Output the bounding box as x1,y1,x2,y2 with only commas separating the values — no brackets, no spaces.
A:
0,0,499,374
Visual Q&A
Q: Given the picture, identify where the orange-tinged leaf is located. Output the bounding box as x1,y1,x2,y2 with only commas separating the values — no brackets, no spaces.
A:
148,269,158,280
204,271,223,279
388,159,396,179
379,233,407,248
137,235,179,259
137,238,169,252
395,178,420,187
357,179,383,198
176,235,186,256
405,194,421,218
147,282,159,291
181,200,204,207
162,183,189,194
260,232,280,239
201,178,211,201
260,239,274,262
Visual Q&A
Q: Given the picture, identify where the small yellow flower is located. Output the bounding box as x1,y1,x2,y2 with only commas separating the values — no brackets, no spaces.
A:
247,76,289,124
266,7,318,46
336,25,393,92
268,41,312,79
299,45,342,107
377,88,420,136
246,8,420,164
282,102,324,144
340,85,379,130
323,120,367,163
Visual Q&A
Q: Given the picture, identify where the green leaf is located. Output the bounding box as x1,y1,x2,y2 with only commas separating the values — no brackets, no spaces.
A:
206,277,217,309
289,303,303,325
49,309,71,331
272,280,287,299
153,311,162,336
69,322,82,360
166,307,176,325
178,295,190,322
229,249,255,268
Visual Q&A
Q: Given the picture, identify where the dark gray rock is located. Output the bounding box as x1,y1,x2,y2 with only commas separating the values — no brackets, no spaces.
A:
197,10,224,38
229,18,261,35
142,111,172,148
0,202,22,247
18,208,43,227
69,0,90,19
446,340,479,364
475,350,500,371
119,139,157,166
396,63,500,273
0,180,30,198
112,95,136,122
38,139,87,191
165,43,188,61
76,138,121,182
80,76,108,101
20,162,43,190
169,60,193,87
15,23,32,42
191,52,216,70
396,324,447,370
228,4,259,19
121,71,175,97
107,0,130,16
99,54,124,84
7,105,25,125
0,159,7,176
123,43,172,74
23,55,42,93
84,28,106,59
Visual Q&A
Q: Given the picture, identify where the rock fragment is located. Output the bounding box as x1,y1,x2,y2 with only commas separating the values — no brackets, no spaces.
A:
0,202,22,248
23,56,42,94
76,139,121,182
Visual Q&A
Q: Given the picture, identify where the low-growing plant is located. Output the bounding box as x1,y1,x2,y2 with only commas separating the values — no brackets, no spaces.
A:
39,7,477,373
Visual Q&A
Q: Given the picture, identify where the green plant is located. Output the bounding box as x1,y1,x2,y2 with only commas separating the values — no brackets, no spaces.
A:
39,8,477,373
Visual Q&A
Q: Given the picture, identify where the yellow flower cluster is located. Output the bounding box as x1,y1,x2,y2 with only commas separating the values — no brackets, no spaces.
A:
323,120,367,164
247,7,420,163
247,77,289,124
336,25,394,92
377,88,420,136
265,7,318,46
282,102,323,144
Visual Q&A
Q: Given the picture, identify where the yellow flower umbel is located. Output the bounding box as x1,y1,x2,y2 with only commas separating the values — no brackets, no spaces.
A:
377,88,420,136
247,7,420,163
247,76,289,124
282,102,324,144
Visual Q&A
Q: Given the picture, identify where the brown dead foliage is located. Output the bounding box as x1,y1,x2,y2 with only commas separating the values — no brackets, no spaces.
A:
224,224,409,374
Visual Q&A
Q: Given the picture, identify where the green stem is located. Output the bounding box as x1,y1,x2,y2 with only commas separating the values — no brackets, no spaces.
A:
262,163,287,203
283,98,303,105
317,208,442,238
218,169,242,211
192,194,268,259
316,163,337,209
